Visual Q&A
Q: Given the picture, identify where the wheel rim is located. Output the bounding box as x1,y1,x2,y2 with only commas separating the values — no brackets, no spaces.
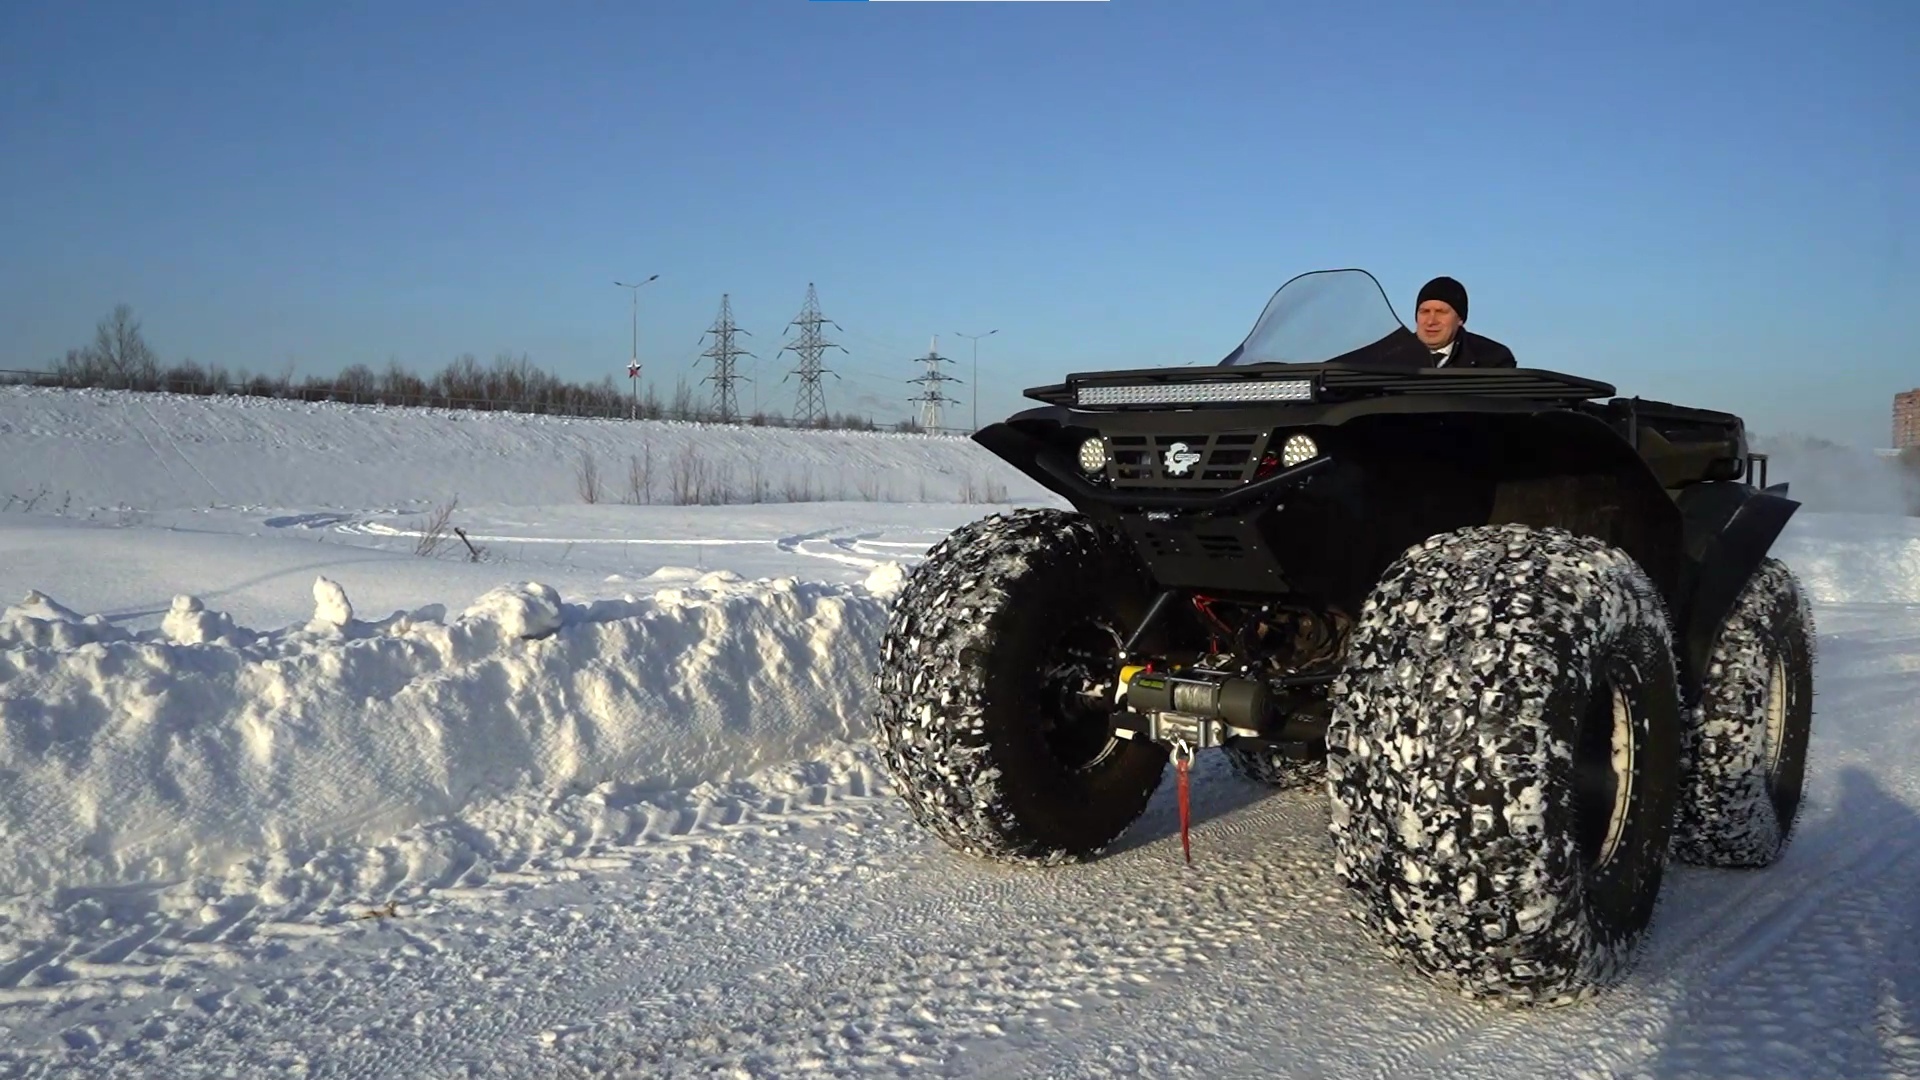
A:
1762,652,1789,777
1574,678,1637,870
1037,615,1127,773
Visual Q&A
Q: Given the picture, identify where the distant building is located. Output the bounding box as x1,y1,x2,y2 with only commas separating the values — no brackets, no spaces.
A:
1897,389,1920,450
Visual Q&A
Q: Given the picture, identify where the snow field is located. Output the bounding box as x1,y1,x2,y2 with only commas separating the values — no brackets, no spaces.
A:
1771,512,1920,605
3,383,1920,1075
0,384,1047,513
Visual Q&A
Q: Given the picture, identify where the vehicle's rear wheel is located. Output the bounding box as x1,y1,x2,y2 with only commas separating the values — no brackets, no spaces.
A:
871,508,1167,863
1326,524,1682,1006
1672,557,1816,867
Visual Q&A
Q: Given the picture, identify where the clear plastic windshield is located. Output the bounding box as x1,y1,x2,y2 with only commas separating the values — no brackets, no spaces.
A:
1220,268,1408,366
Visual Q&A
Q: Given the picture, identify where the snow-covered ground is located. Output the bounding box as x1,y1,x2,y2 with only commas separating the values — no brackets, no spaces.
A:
2,387,1918,1078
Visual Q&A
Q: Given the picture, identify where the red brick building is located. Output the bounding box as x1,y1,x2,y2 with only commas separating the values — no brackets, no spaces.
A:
1897,390,1920,450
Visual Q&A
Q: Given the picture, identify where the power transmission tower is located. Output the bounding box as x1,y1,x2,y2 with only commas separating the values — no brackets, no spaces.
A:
908,335,963,432
696,293,754,422
779,283,846,426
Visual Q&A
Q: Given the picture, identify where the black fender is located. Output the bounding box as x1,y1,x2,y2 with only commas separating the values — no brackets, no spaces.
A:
973,412,1114,521
1673,481,1801,705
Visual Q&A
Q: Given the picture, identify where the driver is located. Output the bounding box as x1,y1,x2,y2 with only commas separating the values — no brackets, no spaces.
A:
1413,276,1516,368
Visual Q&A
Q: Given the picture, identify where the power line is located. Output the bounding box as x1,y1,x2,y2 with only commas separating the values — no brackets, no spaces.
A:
696,293,754,422
779,282,847,426
908,334,962,431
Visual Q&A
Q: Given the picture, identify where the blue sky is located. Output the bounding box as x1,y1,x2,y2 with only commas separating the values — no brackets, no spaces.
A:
1,0,1913,443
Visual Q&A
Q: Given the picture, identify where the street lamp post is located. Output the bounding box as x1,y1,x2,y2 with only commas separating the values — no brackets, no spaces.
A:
616,274,660,418
954,328,998,432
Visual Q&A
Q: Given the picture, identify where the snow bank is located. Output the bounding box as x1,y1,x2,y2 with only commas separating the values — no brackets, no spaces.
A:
0,384,1045,512
0,570,895,896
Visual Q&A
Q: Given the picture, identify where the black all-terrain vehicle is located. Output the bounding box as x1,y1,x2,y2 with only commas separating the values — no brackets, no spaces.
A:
871,268,1817,1006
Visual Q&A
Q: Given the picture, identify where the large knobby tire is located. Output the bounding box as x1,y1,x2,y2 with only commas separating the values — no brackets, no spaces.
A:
1672,557,1817,868
871,508,1168,864
1326,524,1683,1007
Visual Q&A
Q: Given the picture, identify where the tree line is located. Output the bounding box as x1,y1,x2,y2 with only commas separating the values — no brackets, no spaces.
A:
10,303,927,434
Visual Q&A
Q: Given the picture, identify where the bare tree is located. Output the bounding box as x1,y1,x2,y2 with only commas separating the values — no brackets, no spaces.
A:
669,443,707,505
337,363,377,399
577,449,602,503
94,304,160,386
52,304,161,387
669,377,697,423
624,439,654,505
416,496,458,557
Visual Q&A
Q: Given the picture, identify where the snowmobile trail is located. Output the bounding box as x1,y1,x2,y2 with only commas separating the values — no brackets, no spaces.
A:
3,605,1918,1078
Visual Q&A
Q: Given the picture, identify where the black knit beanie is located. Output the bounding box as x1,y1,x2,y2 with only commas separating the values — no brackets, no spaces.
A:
1416,276,1468,321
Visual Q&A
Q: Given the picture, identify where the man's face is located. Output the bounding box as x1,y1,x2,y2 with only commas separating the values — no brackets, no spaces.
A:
1415,300,1462,348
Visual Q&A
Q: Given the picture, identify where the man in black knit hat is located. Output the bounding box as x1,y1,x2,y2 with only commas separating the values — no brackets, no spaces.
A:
1412,276,1515,368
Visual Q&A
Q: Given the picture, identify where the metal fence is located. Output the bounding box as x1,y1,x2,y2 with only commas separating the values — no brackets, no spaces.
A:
0,368,975,438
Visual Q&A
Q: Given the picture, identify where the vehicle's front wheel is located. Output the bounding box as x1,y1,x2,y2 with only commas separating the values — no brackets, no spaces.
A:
871,508,1167,863
1326,524,1682,1006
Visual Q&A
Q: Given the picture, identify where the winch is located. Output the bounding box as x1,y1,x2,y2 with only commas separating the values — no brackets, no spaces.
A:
1111,666,1270,749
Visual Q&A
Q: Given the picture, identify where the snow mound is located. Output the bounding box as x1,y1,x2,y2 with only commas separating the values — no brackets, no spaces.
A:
0,591,133,650
862,560,910,598
460,581,564,639
0,573,899,896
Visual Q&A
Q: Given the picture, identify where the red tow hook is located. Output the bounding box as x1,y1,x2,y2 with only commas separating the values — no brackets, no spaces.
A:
1173,738,1194,865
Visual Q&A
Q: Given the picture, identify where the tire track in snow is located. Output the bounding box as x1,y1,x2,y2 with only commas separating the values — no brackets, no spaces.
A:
339,521,922,573
133,396,224,502
438,767,1382,1079
1,758,1344,1078
11,740,1920,1079
0,755,887,1004
114,402,183,492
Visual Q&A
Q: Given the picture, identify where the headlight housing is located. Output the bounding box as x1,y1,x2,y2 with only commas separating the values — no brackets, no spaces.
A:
1281,433,1319,467
1077,436,1109,475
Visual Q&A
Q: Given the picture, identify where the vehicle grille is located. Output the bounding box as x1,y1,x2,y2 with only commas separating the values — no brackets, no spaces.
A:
1105,431,1270,490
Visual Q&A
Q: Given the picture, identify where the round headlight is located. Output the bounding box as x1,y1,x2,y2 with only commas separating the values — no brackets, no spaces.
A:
1281,433,1319,467
1078,436,1109,475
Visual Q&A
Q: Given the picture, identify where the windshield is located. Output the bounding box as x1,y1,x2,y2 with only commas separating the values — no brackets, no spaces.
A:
1219,268,1410,366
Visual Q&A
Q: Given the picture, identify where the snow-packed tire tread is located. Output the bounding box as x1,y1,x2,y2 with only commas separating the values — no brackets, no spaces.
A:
871,508,1165,864
1326,523,1681,1007
1673,556,1817,868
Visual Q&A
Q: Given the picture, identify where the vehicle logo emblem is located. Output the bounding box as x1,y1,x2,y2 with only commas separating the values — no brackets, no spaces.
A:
1163,442,1202,476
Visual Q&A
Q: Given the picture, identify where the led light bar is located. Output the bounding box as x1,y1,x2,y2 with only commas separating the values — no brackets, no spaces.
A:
1075,379,1314,407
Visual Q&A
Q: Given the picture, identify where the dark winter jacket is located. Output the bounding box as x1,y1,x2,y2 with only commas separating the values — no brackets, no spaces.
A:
1429,329,1516,369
